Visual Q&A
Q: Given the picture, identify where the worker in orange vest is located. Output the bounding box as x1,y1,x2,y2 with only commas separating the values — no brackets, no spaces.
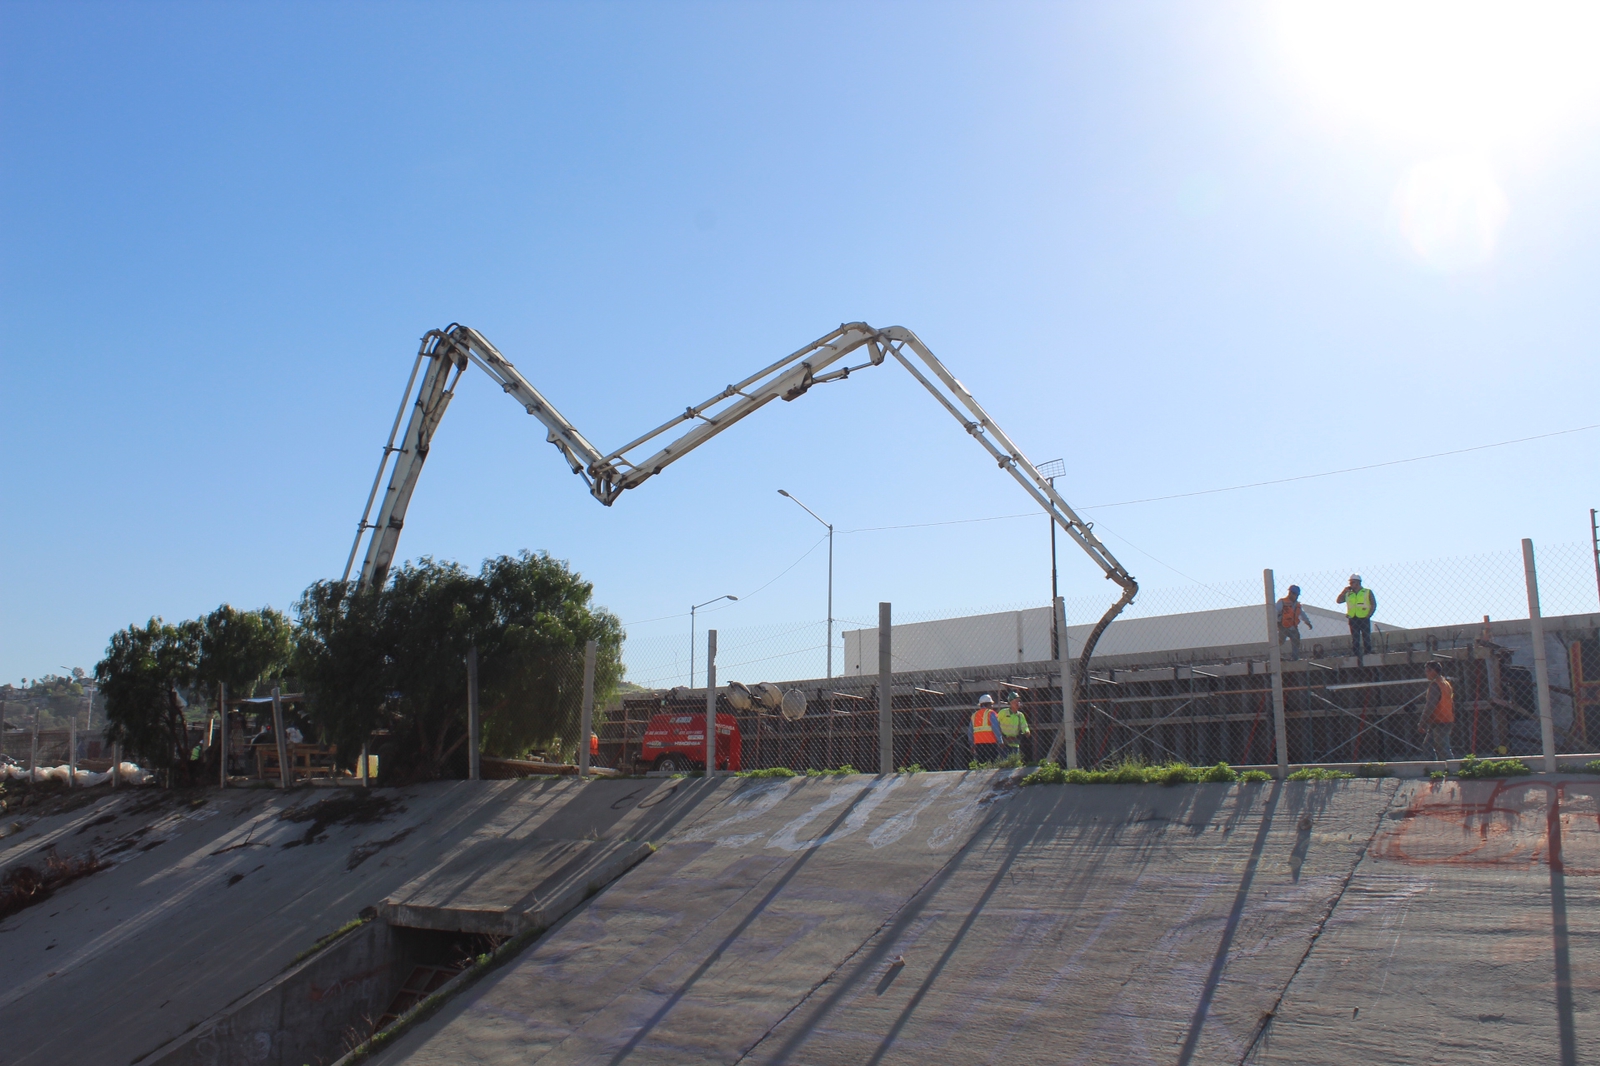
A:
970,694,1004,766
1420,662,1455,764
1276,585,1314,661
589,731,600,764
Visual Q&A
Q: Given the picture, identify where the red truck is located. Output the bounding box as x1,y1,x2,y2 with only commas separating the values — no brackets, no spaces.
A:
640,711,741,773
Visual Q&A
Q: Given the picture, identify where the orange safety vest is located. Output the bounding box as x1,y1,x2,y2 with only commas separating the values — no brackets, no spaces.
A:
590,732,600,756
1279,598,1304,629
971,707,999,744
1430,678,1454,724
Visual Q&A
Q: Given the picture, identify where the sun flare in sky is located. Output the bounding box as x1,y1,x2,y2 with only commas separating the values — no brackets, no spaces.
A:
1276,1,1600,268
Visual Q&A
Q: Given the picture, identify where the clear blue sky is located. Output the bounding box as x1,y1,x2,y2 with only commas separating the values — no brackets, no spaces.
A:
4,1,1597,686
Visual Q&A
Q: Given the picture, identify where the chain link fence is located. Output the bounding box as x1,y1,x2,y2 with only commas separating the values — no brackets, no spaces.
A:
601,539,1600,774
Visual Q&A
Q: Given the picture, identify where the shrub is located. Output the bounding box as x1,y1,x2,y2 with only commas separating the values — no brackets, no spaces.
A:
1154,763,1198,786
898,764,925,775
1287,767,1353,781
1456,754,1531,779
1429,770,1447,781
737,767,797,779
1584,759,1600,775
1238,770,1273,783
1200,762,1239,783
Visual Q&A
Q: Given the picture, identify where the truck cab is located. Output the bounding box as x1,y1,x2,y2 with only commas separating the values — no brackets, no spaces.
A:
640,711,741,773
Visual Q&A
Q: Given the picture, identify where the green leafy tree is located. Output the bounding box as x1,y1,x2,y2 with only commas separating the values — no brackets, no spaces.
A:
196,605,293,699
94,618,202,777
294,551,622,781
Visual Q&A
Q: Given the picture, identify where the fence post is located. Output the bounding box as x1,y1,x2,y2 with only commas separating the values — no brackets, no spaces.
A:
580,639,598,778
218,682,227,789
69,710,77,789
1522,539,1558,773
1053,596,1076,769
271,686,291,789
705,630,718,774
111,741,120,790
467,646,480,781
1264,570,1288,778
30,702,39,774
879,603,893,774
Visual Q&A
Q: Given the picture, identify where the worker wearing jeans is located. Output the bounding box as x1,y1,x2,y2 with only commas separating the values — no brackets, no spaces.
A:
1276,585,1313,661
1338,574,1377,659
998,694,1031,763
1419,662,1455,764
970,695,1003,766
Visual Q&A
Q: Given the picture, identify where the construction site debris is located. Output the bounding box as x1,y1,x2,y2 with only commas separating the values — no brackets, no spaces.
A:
280,790,405,848
0,845,108,920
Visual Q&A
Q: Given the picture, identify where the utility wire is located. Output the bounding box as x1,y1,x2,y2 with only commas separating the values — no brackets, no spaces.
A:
837,422,1600,534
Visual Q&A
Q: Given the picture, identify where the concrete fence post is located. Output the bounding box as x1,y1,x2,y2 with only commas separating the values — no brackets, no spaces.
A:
111,741,120,789
1264,570,1288,778
31,702,40,774
1053,596,1077,769
1523,539,1558,773
879,603,893,774
467,646,480,781
272,686,291,789
580,639,598,778
705,630,718,774
68,711,77,789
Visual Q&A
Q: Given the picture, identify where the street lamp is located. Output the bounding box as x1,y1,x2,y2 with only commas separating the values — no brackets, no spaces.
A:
1037,459,1066,658
690,595,737,687
778,489,835,678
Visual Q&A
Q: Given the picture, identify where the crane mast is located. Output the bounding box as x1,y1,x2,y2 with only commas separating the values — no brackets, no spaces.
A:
345,322,1137,681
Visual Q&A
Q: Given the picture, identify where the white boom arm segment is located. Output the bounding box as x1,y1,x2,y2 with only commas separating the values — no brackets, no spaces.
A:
346,322,1138,676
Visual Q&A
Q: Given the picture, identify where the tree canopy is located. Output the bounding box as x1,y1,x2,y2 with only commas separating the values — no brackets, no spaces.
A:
294,551,623,782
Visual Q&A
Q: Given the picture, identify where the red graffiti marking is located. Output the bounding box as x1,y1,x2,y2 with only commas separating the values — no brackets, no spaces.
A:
1373,780,1600,875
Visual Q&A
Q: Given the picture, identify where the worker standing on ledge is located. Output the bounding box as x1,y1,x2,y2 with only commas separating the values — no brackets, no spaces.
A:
1337,574,1377,660
1419,662,1455,764
970,694,1004,766
1276,585,1314,661
998,693,1031,763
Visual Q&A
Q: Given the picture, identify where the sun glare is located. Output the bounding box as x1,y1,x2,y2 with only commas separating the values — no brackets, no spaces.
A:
1277,0,1600,149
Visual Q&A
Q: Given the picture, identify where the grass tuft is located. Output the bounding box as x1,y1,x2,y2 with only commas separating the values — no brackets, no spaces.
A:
1456,754,1531,779
1287,767,1354,781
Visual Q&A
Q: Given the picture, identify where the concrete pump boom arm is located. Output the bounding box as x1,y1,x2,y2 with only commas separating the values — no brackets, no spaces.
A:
346,322,1137,682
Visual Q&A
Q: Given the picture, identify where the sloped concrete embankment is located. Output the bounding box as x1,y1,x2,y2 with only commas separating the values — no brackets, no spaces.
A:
1251,776,1600,1065
0,776,714,1066
363,773,1408,1066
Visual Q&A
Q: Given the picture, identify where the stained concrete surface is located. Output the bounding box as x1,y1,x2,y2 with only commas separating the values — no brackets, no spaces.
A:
1251,776,1599,1065
0,777,708,1066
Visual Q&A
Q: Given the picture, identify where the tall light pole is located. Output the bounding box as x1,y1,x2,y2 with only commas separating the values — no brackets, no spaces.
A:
690,595,737,687
779,489,835,678
1038,459,1066,659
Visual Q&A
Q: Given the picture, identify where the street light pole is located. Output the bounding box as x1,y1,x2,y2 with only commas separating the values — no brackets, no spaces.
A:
690,594,737,687
778,489,834,678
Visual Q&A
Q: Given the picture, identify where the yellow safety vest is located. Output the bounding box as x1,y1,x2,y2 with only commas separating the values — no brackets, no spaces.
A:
1345,588,1373,619
998,708,1028,738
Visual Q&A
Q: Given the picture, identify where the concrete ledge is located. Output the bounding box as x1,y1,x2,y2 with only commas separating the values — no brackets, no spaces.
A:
377,837,653,936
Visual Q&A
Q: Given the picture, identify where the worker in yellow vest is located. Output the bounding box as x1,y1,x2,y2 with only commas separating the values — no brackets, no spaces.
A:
1419,662,1455,764
1336,573,1377,659
998,693,1031,762
970,694,1004,766
1275,585,1314,661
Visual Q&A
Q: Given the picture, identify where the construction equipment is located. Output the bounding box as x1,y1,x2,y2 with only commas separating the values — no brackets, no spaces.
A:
344,323,1138,681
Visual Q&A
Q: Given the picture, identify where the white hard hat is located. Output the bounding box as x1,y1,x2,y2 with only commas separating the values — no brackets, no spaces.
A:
1349,573,1361,582
978,694,994,705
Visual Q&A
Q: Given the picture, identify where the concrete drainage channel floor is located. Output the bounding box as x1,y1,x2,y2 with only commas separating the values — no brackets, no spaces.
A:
1,772,1594,1065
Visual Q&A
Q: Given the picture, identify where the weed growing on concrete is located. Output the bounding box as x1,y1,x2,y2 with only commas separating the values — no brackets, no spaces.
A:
897,764,925,775
805,765,858,777
1355,763,1390,778
969,754,1024,771
1456,754,1531,778
736,767,798,779
290,913,373,967
1584,759,1600,775
1021,760,1242,786
1429,770,1448,781
1286,767,1354,781
0,846,108,921
1238,770,1273,783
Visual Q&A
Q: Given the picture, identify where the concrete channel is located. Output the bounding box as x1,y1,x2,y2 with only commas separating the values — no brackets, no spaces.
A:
1,771,1593,1065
